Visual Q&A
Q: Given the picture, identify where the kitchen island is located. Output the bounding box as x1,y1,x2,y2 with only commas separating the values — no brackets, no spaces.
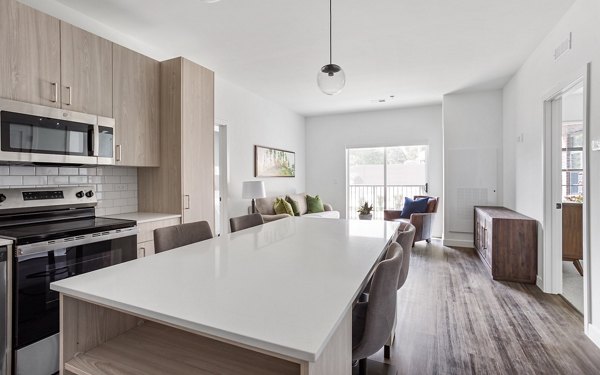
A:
51,217,399,375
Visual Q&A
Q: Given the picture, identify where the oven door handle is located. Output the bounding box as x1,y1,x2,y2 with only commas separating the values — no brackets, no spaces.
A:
15,227,138,258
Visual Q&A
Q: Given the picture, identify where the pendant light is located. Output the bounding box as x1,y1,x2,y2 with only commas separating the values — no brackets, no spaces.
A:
317,0,345,95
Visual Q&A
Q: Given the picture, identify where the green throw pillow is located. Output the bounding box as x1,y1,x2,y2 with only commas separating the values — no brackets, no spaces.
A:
285,195,301,216
273,197,294,216
306,194,324,213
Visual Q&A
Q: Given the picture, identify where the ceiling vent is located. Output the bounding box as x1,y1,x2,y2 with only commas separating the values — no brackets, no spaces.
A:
554,33,572,60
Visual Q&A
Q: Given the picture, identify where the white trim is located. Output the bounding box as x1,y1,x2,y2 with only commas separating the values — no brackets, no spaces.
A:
536,275,544,290
586,323,600,349
442,239,474,248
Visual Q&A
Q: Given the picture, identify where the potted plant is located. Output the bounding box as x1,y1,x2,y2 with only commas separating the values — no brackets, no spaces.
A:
357,202,374,220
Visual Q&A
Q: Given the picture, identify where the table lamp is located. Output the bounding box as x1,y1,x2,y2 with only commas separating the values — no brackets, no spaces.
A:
242,181,266,213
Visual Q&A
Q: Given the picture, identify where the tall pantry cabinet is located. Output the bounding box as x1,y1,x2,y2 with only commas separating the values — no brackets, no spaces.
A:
138,57,214,229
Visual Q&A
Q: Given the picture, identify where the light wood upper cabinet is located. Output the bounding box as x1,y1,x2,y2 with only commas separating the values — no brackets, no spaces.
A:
0,0,61,106
60,22,113,117
113,44,160,167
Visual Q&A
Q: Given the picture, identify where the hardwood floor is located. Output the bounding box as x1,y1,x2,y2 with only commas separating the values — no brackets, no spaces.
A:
368,240,600,375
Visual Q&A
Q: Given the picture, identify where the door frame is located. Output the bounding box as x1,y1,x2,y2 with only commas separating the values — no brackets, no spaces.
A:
542,63,591,327
214,122,229,236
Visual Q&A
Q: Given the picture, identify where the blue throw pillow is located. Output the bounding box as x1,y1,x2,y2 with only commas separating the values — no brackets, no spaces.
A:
400,197,429,219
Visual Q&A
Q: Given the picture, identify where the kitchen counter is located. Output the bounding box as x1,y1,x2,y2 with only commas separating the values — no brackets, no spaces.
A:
102,212,181,224
51,217,399,374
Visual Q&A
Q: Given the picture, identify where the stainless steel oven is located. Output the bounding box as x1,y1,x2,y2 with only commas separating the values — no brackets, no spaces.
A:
0,186,136,375
1,243,11,375
13,229,136,375
0,99,114,165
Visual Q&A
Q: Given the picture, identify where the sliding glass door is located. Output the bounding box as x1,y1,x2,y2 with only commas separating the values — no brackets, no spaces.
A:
347,145,428,219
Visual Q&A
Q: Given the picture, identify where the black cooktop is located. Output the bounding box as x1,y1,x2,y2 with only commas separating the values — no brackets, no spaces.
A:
0,216,136,245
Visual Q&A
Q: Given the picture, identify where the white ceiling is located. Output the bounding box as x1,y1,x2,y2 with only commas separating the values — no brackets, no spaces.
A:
22,0,574,117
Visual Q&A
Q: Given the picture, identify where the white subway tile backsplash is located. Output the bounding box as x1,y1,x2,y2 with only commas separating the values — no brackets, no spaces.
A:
79,168,97,176
0,176,23,186
36,167,59,175
23,176,48,185
3,165,138,214
59,167,79,175
10,166,35,175
48,176,69,185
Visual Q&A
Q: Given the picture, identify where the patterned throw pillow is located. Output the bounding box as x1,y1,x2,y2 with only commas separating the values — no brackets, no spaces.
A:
273,197,294,216
306,194,324,213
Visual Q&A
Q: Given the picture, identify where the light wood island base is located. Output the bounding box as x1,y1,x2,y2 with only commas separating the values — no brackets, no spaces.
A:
59,295,351,375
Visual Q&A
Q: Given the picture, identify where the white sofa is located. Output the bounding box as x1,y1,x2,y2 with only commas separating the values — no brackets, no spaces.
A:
254,193,340,222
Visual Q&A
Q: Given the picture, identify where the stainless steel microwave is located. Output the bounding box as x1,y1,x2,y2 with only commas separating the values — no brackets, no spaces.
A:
0,99,114,166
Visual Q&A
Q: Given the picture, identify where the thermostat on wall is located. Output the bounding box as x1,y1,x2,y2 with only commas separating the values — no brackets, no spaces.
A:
592,139,600,152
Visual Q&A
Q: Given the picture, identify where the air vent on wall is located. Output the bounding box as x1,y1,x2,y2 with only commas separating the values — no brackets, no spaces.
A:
554,33,572,60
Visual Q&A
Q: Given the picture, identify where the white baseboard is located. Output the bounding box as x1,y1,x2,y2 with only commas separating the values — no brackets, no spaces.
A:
586,323,600,349
443,239,474,248
536,275,544,290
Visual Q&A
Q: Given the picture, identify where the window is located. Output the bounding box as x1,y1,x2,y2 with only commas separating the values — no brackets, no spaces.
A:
562,121,583,202
347,145,428,219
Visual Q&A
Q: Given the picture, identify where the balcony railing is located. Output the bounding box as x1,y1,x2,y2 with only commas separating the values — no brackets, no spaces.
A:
348,184,426,220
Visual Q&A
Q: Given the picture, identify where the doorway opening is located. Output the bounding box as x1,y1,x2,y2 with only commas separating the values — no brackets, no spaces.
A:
346,145,428,220
214,124,228,236
544,69,589,319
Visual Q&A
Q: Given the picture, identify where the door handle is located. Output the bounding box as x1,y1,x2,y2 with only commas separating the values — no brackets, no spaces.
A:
50,82,58,103
184,195,190,209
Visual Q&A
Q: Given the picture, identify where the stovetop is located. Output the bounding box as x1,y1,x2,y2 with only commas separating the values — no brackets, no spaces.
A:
0,216,136,245
0,186,136,245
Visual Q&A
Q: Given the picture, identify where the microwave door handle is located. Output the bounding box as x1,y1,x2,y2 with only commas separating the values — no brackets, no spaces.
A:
93,124,99,157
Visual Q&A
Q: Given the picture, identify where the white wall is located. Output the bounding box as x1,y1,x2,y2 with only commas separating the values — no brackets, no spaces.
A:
305,105,443,237
215,76,306,217
442,90,503,247
501,0,600,345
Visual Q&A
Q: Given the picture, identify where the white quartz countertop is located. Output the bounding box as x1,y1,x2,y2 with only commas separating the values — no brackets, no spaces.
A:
51,217,399,362
101,212,181,224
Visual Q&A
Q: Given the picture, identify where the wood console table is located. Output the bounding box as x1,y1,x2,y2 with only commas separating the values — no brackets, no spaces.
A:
474,206,537,283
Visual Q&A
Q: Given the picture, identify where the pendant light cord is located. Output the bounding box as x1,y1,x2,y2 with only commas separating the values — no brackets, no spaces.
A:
329,0,332,64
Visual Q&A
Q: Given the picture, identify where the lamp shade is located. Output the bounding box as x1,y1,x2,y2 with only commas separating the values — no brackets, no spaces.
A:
242,181,266,199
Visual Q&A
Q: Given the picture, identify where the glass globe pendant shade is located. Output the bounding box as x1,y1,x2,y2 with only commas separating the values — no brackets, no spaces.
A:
317,64,345,95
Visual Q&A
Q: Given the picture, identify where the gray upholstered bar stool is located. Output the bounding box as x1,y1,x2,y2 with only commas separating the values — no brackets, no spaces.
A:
384,221,416,358
229,213,264,233
353,243,403,375
153,221,213,253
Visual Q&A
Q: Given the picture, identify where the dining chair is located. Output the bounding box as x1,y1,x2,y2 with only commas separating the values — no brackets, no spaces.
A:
352,242,403,375
229,213,264,233
153,221,213,253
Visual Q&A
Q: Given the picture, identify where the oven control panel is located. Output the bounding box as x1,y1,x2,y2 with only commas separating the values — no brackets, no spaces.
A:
23,191,65,201
0,186,97,211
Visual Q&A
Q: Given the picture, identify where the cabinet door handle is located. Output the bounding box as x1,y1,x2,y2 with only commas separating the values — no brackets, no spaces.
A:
483,227,487,249
50,82,58,103
184,195,190,209
65,86,72,106
115,144,122,162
